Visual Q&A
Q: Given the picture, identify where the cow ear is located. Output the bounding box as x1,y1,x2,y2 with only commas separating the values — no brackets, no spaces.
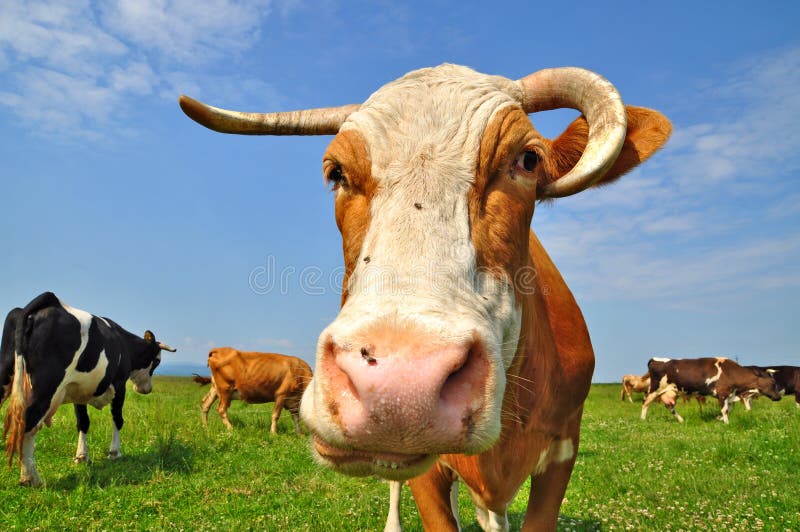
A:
547,106,672,190
144,330,155,342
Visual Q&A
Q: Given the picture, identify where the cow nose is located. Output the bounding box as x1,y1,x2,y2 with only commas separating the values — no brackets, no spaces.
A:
318,328,489,453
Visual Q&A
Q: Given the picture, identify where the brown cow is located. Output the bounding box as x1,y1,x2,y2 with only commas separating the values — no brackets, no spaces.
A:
642,357,781,423
621,373,650,402
181,64,670,530
197,348,312,432
747,365,800,408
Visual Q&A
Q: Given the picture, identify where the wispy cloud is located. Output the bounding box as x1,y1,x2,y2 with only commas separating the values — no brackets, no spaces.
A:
538,45,800,308
0,0,282,140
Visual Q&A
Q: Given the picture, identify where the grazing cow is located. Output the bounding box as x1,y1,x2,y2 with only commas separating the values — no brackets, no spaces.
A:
196,348,312,432
747,365,800,407
621,373,650,402
642,357,781,423
180,64,671,530
1,292,175,486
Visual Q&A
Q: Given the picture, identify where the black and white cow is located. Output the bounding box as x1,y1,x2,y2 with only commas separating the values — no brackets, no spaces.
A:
1,292,175,486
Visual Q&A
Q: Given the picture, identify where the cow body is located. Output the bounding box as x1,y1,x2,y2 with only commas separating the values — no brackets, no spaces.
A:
181,64,671,530
642,357,781,423
1,292,174,486
621,373,650,402
199,348,311,432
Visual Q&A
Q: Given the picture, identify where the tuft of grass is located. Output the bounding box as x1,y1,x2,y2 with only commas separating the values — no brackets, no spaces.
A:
0,378,797,530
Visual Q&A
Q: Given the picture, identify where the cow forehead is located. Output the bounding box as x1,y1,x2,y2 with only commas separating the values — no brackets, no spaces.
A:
340,64,524,183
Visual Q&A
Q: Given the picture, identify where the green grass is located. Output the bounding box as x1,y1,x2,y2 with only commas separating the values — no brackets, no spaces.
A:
0,378,797,530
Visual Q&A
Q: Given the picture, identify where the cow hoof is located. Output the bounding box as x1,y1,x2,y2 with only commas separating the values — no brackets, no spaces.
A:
74,455,90,464
20,476,43,488
108,451,122,461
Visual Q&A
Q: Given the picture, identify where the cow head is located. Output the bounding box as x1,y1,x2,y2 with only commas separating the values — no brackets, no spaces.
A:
180,64,671,479
749,367,782,401
129,330,176,394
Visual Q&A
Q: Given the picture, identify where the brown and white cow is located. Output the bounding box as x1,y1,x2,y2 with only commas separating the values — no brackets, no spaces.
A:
180,64,670,530
642,357,781,423
198,348,312,432
747,365,800,408
621,373,650,402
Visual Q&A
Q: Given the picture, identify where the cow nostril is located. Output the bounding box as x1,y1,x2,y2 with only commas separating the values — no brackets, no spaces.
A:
439,342,488,406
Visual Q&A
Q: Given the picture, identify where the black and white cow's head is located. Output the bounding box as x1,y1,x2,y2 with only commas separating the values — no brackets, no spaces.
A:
129,330,175,394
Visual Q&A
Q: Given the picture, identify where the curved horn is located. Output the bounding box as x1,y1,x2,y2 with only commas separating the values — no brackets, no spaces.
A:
179,95,359,136
517,67,627,198
158,342,177,353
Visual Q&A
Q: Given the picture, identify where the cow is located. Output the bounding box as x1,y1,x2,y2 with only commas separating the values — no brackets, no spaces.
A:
747,365,800,408
641,357,781,423
1,292,175,486
180,64,671,530
195,348,312,433
621,373,650,402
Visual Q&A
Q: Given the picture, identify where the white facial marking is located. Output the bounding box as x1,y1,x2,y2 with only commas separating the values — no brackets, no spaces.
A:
308,66,529,453
652,357,671,362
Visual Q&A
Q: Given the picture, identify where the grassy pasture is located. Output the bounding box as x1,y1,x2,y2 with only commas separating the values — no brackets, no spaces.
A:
0,378,797,530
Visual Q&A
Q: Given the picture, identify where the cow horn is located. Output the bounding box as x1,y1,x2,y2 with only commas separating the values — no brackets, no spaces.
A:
517,67,627,198
158,342,177,353
179,95,360,136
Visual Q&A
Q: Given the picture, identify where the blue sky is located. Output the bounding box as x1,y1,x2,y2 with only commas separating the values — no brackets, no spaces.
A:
1,1,798,382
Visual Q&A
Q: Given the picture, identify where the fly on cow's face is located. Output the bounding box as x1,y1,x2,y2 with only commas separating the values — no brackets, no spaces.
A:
361,346,377,365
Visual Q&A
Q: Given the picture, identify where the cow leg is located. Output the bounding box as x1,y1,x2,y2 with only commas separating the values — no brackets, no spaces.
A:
108,386,125,460
641,391,661,420
743,396,752,411
664,403,684,423
718,396,731,424
74,404,90,463
408,461,460,531
795,393,800,408
200,386,218,426
384,480,403,532
18,379,65,486
522,439,578,531
18,397,54,487
216,387,234,429
289,409,302,434
271,395,286,434
467,486,508,532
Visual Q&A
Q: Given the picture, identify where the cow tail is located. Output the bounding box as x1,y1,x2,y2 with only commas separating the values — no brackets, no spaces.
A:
4,326,31,465
3,292,56,466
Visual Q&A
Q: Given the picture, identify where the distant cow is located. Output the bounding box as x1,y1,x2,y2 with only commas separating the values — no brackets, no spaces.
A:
196,348,312,432
1,292,175,486
642,357,781,423
747,365,800,407
620,373,650,402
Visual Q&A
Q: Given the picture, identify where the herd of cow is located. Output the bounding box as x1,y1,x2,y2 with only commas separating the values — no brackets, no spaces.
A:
0,64,791,530
621,357,799,423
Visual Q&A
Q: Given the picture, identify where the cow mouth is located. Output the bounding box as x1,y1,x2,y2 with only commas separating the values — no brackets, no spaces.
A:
312,436,436,480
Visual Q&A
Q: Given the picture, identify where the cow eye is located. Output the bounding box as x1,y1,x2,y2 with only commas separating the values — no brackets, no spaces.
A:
514,151,540,173
325,164,348,190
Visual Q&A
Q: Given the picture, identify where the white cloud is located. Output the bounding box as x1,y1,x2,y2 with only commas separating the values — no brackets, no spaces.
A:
98,0,271,63
0,0,283,140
